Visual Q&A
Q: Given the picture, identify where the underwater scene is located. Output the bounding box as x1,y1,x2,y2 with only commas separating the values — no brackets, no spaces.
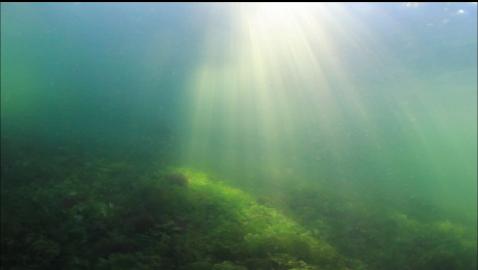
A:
1,2,477,270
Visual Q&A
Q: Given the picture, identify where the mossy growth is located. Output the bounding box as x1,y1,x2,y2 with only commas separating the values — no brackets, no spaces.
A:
2,149,475,270
173,168,350,269
1,158,351,270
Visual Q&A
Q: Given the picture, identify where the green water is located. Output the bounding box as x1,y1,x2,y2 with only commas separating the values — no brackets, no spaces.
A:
1,3,477,270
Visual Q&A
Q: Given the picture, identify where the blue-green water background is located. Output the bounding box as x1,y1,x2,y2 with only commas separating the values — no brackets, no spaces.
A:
1,3,477,219
1,1,477,248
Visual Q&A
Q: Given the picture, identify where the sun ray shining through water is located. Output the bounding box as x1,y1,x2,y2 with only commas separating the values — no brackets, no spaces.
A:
182,4,392,182
1,3,476,269
181,2,476,216
182,3,356,180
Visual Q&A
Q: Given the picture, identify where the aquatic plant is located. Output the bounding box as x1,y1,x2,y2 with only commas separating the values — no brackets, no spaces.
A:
1,147,475,270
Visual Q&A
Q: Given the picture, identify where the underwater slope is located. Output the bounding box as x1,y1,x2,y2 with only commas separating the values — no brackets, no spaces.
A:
0,144,357,270
1,136,476,270
1,135,476,270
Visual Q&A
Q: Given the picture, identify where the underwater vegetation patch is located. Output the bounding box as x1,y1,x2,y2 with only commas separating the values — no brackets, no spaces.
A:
1,150,354,269
2,148,475,270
